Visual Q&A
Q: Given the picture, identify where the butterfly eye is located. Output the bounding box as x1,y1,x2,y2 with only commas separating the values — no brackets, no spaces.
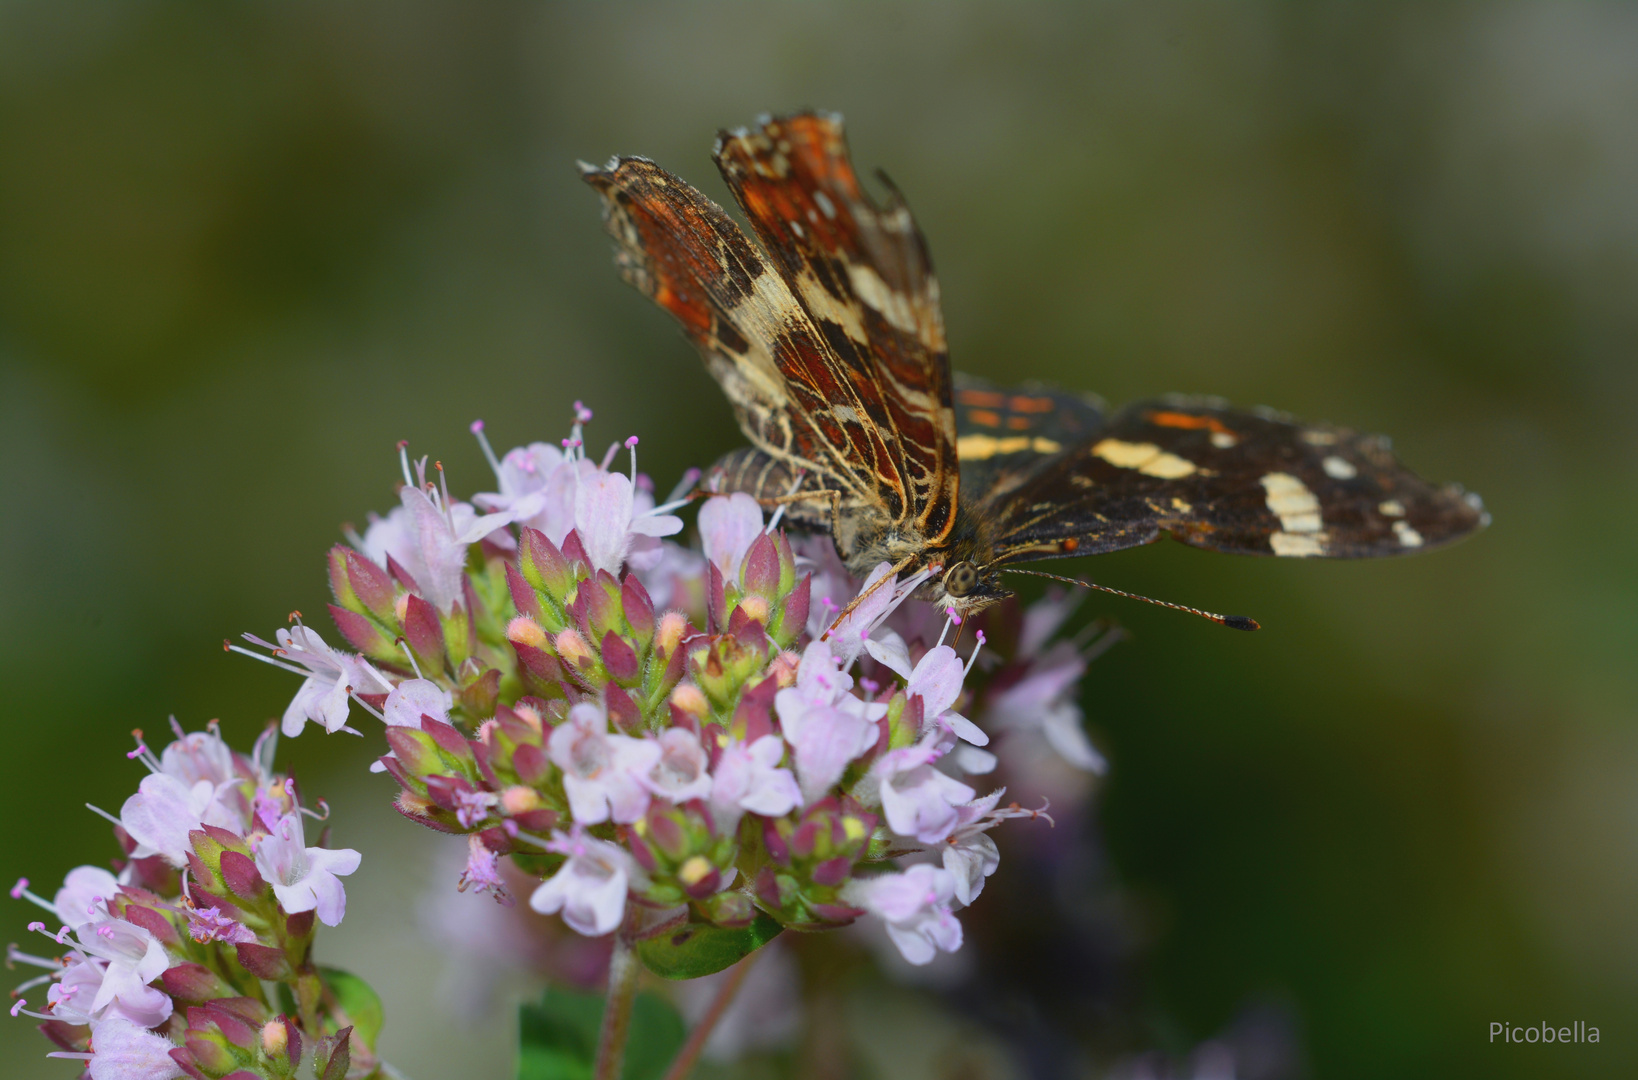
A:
943,561,979,597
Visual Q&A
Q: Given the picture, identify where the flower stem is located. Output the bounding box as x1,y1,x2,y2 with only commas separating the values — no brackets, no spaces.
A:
594,916,642,1080
660,950,761,1080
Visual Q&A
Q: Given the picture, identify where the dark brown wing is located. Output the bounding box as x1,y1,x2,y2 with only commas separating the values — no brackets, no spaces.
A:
582,112,960,555
953,371,1106,498
978,395,1489,562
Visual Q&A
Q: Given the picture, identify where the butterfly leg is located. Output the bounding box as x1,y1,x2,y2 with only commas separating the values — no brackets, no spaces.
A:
818,552,919,642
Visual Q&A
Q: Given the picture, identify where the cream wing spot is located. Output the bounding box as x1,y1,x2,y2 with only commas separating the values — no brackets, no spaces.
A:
1322,455,1358,480
1260,472,1323,533
1140,452,1197,479
1090,439,1197,478
1092,439,1159,469
1392,520,1425,548
1210,431,1238,449
955,434,1063,460
1270,531,1325,557
846,263,920,335
1378,499,1406,517
1301,430,1338,446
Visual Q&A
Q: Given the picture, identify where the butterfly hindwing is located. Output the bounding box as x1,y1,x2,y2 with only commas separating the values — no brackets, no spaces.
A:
978,395,1488,563
953,371,1106,500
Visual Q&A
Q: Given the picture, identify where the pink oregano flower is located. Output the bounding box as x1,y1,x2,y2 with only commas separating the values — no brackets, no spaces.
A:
250,811,361,927
527,830,640,937
709,735,801,833
573,462,683,577
843,863,964,966
119,772,243,867
697,493,764,581
547,701,659,825
871,741,977,845
49,1016,186,1080
774,639,885,804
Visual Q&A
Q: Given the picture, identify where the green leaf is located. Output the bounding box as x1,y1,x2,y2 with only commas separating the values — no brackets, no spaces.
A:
622,994,687,1080
517,987,685,1080
320,966,385,1052
635,913,783,980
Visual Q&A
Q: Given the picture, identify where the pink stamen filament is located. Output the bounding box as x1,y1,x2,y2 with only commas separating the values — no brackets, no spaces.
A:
471,420,504,476
964,631,987,676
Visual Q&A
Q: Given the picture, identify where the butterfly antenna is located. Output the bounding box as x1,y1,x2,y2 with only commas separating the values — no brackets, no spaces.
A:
1002,568,1261,631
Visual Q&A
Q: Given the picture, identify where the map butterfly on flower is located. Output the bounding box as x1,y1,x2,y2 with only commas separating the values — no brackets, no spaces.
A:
580,112,1487,625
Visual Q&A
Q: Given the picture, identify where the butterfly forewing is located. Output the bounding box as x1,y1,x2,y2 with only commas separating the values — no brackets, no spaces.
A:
713,114,959,543
584,113,960,564
978,397,1488,564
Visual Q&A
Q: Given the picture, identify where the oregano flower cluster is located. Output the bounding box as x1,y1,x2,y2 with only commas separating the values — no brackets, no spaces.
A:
10,400,1112,1077
9,723,376,1080
250,404,1101,961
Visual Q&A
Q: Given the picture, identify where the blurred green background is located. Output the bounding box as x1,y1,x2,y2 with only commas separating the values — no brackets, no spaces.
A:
3,3,1635,1077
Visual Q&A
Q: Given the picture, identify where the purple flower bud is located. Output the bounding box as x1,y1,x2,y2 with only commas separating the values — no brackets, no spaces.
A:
183,1032,239,1074
754,866,788,910
116,904,178,947
327,603,395,659
457,666,501,720
400,594,447,675
234,942,292,980
518,526,573,601
731,676,778,744
560,529,593,574
679,858,722,900
646,811,688,861
774,531,798,591
775,575,811,648
705,561,729,633
218,851,267,902
313,1027,353,1080
422,774,471,813
810,856,853,888
162,962,234,1003
328,544,396,621
762,817,791,867
605,684,642,734
740,532,781,599
505,560,546,623
274,1015,303,1068
789,819,821,860
509,633,567,694
420,715,475,765
385,552,421,594
600,630,641,684
511,742,551,786
383,727,441,779
621,574,655,645
583,571,625,642
394,791,463,833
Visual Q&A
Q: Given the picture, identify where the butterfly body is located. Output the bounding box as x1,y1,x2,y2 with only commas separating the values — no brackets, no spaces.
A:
582,113,1486,618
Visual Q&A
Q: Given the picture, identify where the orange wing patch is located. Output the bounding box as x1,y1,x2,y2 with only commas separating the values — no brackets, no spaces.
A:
1144,410,1235,435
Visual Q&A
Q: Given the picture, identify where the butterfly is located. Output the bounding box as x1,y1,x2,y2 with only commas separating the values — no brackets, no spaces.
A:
580,112,1487,625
